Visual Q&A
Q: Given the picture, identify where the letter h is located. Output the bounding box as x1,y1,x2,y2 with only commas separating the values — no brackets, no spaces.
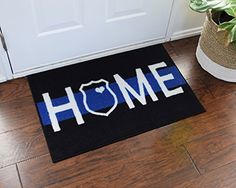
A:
42,87,84,132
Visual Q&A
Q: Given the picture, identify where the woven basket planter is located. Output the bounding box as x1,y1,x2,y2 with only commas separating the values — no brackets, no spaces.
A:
196,11,236,82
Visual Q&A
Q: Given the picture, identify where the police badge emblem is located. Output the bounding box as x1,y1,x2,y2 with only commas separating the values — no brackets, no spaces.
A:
79,79,118,117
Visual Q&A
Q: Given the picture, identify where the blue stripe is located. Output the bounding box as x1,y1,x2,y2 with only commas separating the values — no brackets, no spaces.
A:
37,66,186,126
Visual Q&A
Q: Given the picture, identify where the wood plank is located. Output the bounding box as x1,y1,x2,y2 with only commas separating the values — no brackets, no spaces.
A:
175,160,236,188
163,47,209,80
18,131,198,188
186,77,208,91
57,156,198,188
156,94,236,148
0,78,31,103
186,124,236,174
202,74,236,99
164,38,212,81
174,56,209,80
167,36,199,57
192,88,213,106
17,141,134,188
185,77,214,106
123,132,199,188
163,36,199,58
0,165,21,188
162,42,178,59
0,96,39,134
0,124,48,168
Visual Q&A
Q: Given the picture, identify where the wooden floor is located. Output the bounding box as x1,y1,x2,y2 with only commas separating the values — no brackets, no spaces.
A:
0,36,236,188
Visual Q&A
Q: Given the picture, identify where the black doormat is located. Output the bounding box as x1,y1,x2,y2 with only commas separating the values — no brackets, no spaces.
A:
28,44,205,163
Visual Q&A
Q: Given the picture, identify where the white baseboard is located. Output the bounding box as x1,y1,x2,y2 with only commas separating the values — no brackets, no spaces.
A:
13,38,166,78
170,27,202,41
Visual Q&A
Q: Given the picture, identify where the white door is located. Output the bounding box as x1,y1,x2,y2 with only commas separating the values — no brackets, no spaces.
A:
0,0,173,74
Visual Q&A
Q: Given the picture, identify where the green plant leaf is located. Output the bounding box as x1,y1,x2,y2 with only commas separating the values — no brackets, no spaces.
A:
219,17,236,42
190,0,236,44
225,4,236,17
190,0,231,12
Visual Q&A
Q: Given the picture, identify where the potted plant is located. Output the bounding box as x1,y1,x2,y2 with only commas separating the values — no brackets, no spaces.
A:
189,0,236,82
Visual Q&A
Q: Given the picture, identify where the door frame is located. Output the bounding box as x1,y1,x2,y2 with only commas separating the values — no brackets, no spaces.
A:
0,40,13,82
165,0,203,41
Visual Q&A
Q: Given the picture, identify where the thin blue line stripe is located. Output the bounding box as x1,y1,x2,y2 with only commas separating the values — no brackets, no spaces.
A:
37,66,186,126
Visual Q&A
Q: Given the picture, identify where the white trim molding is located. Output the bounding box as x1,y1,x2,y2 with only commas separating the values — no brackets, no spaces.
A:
196,44,236,82
170,27,203,41
0,41,13,81
166,0,205,41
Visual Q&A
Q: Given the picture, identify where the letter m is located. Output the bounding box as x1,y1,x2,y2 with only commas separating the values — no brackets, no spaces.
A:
114,68,158,109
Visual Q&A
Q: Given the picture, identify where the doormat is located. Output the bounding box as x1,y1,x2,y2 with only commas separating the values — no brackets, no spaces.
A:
28,44,205,163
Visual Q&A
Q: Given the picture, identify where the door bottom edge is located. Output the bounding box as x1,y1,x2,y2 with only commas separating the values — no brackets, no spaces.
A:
13,38,166,78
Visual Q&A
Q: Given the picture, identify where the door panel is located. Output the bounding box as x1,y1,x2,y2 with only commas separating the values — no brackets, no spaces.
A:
0,0,173,74
33,0,84,36
107,0,145,22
